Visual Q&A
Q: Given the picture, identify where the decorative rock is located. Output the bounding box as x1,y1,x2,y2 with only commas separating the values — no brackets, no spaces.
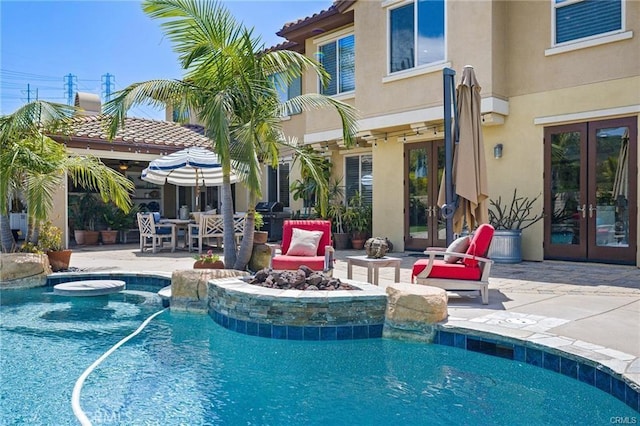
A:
171,269,249,312
386,283,447,331
0,253,51,289
365,237,389,258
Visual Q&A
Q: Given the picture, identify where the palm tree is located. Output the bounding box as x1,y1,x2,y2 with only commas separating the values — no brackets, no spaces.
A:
0,100,134,252
105,0,358,270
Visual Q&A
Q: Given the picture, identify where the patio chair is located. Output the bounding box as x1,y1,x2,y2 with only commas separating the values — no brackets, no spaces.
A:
188,214,224,254
137,212,176,253
233,213,246,246
271,220,334,272
411,223,495,304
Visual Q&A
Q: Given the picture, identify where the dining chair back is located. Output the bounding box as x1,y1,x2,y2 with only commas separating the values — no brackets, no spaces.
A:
137,212,176,253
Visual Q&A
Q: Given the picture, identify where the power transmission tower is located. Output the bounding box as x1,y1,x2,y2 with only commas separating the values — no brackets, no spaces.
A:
21,84,38,103
63,73,77,105
101,73,115,102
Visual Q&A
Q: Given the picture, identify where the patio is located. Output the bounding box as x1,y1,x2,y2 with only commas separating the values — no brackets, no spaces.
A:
66,243,640,390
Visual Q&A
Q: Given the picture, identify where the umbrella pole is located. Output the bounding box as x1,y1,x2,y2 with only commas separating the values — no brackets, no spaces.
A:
443,67,457,245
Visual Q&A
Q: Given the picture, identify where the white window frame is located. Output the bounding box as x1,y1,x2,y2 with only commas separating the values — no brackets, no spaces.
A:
551,0,626,49
385,0,447,76
267,161,291,207
344,154,373,206
314,30,355,97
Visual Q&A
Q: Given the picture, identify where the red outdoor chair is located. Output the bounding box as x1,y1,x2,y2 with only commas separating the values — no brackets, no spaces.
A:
411,223,495,304
271,220,334,272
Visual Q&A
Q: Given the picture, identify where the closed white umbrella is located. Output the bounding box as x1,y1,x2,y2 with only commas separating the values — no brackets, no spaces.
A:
142,146,239,210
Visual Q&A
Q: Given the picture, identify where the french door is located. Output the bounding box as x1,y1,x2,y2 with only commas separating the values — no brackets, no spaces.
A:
544,117,637,263
404,141,446,250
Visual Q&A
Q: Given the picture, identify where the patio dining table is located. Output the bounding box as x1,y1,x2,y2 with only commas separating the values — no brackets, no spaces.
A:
159,218,193,250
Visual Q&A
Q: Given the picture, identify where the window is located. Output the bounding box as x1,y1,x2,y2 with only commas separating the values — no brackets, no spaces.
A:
271,73,302,116
345,154,373,206
268,163,290,207
171,105,190,123
389,0,445,73
554,0,622,45
318,34,355,96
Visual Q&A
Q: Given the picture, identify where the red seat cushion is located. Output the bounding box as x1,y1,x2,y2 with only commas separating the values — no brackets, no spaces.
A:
412,259,482,281
463,224,495,267
271,255,325,271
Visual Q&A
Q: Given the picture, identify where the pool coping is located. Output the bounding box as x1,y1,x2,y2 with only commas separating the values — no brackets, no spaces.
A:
42,271,639,413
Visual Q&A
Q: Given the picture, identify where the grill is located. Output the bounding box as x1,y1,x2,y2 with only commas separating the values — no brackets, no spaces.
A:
255,202,290,242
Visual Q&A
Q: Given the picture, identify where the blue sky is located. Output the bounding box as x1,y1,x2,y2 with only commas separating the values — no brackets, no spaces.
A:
0,0,332,119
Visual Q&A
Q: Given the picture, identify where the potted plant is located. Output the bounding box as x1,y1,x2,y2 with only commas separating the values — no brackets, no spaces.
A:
38,221,72,272
69,192,101,245
326,178,350,249
253,211,268,244
193,250,225,269
101,202,137,244
488,189,544,263
345,192,372,250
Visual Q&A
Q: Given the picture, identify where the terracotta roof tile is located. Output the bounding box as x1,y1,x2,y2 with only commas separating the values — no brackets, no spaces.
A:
58,115,210,149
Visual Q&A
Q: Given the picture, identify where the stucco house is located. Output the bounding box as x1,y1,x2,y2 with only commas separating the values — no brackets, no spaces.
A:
31,0,638,268
267,0,639,266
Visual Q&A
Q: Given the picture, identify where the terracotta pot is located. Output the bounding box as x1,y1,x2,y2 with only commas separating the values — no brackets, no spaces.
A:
193,260,225,269
74,230,99,245
253,231,268,244
100,230,118,245
47,250,72,272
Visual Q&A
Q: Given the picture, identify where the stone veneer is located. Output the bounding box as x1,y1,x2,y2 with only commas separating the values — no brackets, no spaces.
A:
207,277,388,340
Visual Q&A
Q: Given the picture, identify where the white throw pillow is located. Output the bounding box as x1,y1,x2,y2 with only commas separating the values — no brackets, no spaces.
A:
444,236,470,264
286,228,324,256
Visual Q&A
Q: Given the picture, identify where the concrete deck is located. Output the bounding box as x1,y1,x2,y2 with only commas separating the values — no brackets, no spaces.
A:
66,244,639,387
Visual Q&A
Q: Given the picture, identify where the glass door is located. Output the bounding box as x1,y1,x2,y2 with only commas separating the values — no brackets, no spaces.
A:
544,117,636,263
404,141,445,250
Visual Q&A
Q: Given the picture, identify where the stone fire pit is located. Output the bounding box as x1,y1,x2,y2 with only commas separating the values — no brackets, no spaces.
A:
247,266,360,291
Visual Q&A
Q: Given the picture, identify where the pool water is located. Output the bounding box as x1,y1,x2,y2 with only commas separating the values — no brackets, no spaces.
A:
1,287,636,425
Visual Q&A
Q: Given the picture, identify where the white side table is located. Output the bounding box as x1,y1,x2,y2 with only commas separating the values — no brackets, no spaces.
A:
346,255,401,286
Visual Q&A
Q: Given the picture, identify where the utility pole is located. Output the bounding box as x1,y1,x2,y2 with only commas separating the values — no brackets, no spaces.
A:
101,73,115,102
21,84,38,103
63,73,77,105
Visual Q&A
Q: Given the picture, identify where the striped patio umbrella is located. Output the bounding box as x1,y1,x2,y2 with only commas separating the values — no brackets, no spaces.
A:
142,146,239,210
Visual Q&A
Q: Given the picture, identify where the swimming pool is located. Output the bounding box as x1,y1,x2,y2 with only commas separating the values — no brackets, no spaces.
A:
1,285,637,425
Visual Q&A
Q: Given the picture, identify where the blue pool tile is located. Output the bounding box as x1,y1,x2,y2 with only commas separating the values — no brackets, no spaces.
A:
272,325,287,340
525,348,543,367
612,378,626,401
353,325,368,339
337,326,353,340
560,358,578,379
439,331,455,347
227,317,236,331
625,384,639,412
514,345,526,362
258,323,272,338
287,326,304,340
595,369,611,393
304,326,320,341
246,321,258,336
235,319,247,334
221,314,229,329
454,333,466,349
320,327,337,341
543,353,560,373
368,324,383,338
578,364,595,386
